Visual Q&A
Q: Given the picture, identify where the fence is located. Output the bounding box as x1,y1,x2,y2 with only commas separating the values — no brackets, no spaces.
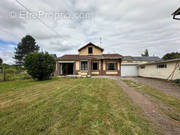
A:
0,66,6,81
0,66,31,81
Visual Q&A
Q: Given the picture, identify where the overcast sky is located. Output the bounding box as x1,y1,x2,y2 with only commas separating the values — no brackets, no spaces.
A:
0,0,180,64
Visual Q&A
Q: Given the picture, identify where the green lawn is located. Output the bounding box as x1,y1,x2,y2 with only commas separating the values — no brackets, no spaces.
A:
0,78,159,135
123,80,180,121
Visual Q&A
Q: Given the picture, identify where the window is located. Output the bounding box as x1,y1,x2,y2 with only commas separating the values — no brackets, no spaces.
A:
81,61,88,70
88,47,93,54
140,65,145,69
92,62,98,70
106,62,117,70
157,64,167,68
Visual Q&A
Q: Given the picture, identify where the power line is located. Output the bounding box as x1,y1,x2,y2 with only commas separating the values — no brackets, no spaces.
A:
15,0,63,38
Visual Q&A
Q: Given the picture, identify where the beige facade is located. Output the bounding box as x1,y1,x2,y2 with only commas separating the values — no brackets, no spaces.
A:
75,59,121,76
75,61,80,70
138,60,180,80
79,45,102,55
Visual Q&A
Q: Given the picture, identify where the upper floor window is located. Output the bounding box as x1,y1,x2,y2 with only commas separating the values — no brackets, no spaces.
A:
81,61,88,70
106,62,117,71
157,64,167,68
88,47,93,54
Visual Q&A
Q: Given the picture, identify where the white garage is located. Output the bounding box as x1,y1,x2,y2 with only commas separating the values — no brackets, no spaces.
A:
121,64,138,77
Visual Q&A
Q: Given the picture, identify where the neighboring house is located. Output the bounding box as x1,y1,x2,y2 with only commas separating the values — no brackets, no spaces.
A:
122,56,161,64
55,42,123,76
172,7,180,20
121,56,161,77
50,54,57,59
138,58,180,80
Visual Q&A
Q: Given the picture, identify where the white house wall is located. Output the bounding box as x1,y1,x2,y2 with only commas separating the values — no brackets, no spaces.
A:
138,61,180,80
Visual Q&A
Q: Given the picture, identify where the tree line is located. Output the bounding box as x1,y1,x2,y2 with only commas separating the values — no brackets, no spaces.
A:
141,49,180,60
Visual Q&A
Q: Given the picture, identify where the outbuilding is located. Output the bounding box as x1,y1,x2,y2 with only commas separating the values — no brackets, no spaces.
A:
138,58,180,80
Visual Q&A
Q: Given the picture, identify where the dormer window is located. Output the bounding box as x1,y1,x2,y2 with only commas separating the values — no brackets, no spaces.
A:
88,47,93,54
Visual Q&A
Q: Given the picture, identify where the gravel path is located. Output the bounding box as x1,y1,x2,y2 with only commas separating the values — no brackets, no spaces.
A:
117,79,180,135
124,77,180,98
94,76,180,135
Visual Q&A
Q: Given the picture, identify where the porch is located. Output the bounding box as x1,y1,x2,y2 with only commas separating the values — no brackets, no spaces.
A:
56,59,121,76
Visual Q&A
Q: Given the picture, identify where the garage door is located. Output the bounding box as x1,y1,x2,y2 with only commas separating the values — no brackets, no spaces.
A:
121,65,138,77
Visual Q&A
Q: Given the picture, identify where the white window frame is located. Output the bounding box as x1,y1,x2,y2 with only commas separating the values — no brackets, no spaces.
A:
106,62,117,71
157,64,167,69
80,60,88,71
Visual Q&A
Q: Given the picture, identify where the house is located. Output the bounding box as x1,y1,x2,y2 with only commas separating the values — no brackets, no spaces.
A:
55,42,123,76
121,56,161,77
138,58,180,80
122,56,161,64
50,54,57,59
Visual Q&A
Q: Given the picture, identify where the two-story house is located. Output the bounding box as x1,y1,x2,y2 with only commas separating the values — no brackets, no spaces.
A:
55,42,123,76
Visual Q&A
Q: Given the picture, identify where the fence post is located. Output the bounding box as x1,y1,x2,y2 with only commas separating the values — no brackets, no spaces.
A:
3,66,5,81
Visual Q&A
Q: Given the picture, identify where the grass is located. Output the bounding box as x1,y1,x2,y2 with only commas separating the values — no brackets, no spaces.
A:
123,80,180,121
0,78,159,135
0,77,60,94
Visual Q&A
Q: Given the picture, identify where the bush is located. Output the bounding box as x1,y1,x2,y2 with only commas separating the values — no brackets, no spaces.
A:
22,72,32,79
24,52,56,80
5,69,16,80
172,79,180,84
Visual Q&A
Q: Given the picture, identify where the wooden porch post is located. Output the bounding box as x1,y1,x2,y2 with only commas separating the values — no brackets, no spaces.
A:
88,59,92,75
100,59,103,75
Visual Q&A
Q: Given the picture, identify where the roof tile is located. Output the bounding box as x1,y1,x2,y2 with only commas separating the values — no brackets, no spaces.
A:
57,54,123,61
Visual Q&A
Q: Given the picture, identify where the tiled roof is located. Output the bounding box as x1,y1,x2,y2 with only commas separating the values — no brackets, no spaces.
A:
57,55,79,60
57,54,123,61
123,56,161,61
139,58,180,66
102,54,123,59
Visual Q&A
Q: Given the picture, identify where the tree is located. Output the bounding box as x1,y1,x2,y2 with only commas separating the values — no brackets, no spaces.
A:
0,58,2,65
162,52,180,60
24,52,56,80
14,35,39,66
141,49,149,57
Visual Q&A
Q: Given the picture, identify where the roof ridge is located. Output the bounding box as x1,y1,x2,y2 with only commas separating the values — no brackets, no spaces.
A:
78,42,104,52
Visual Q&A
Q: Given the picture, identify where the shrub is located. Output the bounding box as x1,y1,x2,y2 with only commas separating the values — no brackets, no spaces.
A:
23,72,32,79
5,69,16,80
172,79,180,84
0,58,2,65
24,52,56,80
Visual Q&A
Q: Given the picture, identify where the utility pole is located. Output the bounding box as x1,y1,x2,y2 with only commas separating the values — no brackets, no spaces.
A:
100,37,102,46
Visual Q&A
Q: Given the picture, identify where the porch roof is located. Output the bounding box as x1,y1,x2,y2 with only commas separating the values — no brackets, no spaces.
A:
57,54,123,61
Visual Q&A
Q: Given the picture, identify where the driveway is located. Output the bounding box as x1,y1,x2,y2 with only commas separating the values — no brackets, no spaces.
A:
123,77,180,98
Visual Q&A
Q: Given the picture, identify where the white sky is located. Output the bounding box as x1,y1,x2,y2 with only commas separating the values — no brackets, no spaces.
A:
0,0,180,64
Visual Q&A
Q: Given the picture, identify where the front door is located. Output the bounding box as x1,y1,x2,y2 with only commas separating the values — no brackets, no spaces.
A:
61,63,74,75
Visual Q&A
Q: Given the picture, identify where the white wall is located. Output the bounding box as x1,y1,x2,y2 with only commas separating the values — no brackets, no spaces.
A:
138,61,180,80
121,65,138,76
